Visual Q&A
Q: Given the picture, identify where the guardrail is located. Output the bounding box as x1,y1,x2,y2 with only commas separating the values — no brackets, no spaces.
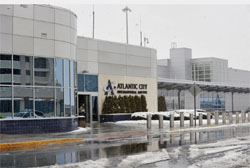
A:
146,111,250,130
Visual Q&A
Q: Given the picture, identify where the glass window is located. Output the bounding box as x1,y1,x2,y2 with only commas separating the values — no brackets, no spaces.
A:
13,55,33,85
0,54,12,85
55,59,64,87
71,88,75,116
74,62,77,88
85,74,98,92
35,88,54,117
34,57,54,86
64,88,71,117
0,86,12,119
14,87,33,118
92,96,98,121
70,61,74,88
56,88,64,117
77,74,84,91
64,59,70,87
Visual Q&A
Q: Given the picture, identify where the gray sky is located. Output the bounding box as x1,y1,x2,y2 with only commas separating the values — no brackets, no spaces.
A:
56,4,250,71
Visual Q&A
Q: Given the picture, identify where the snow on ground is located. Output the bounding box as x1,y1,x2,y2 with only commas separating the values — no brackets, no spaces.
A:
132,109,207,119
68,127,91,134
188,135,250,168
117,149,169,168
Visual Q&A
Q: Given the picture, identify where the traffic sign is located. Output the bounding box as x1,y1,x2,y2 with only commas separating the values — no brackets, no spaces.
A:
189,84,201,97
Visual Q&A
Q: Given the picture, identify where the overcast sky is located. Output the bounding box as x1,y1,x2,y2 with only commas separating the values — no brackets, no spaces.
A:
55,3,250,71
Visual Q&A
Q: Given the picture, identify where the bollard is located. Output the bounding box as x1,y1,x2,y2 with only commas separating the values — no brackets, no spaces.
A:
236,112,239,124
207,113,211,125
229,112,233,124
215,112,219,125
190,113,194,127
242,112,246,123
170,114,174,128
159,115,163,129
248,112,250,122
180,112,184,128
199,113,203,126
222,113,226,125
147,114,152,129
160,134,164,145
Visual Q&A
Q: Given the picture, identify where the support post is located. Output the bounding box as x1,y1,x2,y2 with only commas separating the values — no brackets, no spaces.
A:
236,112,239,124
207,113,211,125
178,89,181,109
159,115,163,129
147,114,152,129
199,113,203,126
229,112,233,124
180,112,184,128
248,112,250,122
170,114,174,128
215,112,219,125
231,92,234,112
242,112,246,123
222,113,226,125
190,113,194,127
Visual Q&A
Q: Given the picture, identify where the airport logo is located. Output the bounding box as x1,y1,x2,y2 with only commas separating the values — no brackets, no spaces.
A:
103,80,116,95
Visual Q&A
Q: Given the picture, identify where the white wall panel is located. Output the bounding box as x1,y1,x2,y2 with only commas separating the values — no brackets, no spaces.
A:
55,9,70,26
77,37,88,49
34,38,54,57
70,44,76,60
55,24,70,42
77,61,88,73
70,28,77,44
34,5,54,22
70,13,77,29
98,41,126,53
55,41,70,59
98,51,126,65
99,63,126,76
127,55,150,67
34,21,54,39
14,5,33,19
87,62,98,74
0,15,12,34
126,45,151,57
0,33,12,53
126,65,151,77
76,49,88,61
13,17,33,37
13,35,33,55
0,5,13,16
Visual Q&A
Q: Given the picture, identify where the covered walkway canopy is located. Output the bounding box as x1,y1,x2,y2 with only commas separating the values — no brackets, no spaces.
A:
158,78,250,93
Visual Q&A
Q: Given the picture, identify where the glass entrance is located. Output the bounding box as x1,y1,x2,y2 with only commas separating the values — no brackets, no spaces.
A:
78,94,98,123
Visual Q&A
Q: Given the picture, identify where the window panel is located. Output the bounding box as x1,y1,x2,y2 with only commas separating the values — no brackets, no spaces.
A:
34,57,54,86
84,74,98,92
56,88,64,117
0,86,12,119
13,55,33,85
0,54,12,85
35,87,54,117
55,58,63,87
14,87,33,118
64,59,70,87
77,74,84,91
64,88,71,116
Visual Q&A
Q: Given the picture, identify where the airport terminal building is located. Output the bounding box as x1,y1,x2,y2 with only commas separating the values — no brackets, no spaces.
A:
0,4,249,133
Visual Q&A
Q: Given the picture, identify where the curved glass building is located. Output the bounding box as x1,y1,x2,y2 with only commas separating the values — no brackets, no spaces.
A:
0,5,78,133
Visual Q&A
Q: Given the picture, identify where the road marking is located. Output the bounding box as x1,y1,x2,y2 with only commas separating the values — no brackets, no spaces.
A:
0,138,82,152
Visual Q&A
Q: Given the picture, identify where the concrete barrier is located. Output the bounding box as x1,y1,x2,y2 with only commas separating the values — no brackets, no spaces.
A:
190,114,194,127
222,113,226,125
180,112,184,128
199,114,203,126
170,114,174,128
147,114,152,129
159,115,163,129
248,112,250,122
215,112,219,125
236,112,240,124
242,112,246,123
229,112,233,124
207,113,211,125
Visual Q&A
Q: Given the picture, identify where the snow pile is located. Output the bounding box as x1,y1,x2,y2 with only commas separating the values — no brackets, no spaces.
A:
43,158,110,168
69,127,91,134
117,149,169,168
131,109,207,120
188,136,250,168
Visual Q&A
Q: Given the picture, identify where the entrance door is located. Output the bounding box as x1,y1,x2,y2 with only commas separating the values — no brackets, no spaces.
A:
78,95,91,123
78,94,98,123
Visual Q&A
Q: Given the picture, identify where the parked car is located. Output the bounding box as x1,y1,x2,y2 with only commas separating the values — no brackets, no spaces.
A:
14,109,45,118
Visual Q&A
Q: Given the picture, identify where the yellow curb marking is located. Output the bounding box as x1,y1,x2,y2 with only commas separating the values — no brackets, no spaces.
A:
0,138,82,152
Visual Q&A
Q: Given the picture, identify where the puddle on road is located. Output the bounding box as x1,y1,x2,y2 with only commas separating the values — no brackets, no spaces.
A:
1,126,250,168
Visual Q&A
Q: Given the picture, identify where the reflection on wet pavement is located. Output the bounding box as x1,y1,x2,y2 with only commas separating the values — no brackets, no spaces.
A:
1,126,250,167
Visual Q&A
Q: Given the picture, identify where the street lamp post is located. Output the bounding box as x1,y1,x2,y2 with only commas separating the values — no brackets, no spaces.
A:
122,6,131,44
